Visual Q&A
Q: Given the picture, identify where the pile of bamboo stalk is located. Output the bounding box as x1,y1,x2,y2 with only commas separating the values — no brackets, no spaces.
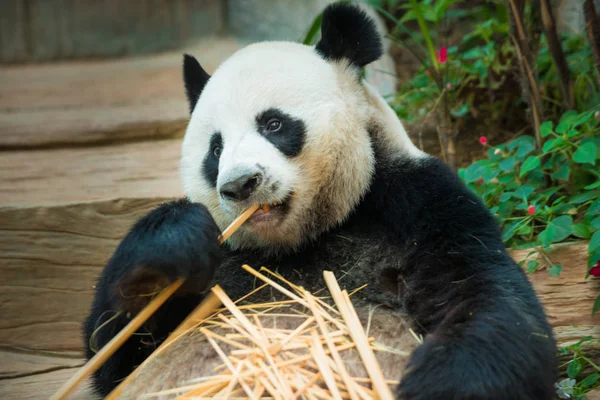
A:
136,265,398,400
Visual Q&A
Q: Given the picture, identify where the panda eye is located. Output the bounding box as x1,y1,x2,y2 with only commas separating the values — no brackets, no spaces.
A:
266,118,282,132
212,146,222,157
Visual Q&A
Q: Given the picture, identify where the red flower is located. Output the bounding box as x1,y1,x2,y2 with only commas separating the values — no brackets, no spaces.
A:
437,46,448,64
590,261,600,277
479,136,488,145
527,205,536,215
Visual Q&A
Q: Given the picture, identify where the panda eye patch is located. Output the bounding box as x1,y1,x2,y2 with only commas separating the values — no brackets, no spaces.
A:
202,132,222,188
266,119,282,132
255,108,306,157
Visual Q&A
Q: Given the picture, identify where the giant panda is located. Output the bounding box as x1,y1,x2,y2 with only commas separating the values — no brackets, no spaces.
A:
83,3,556,399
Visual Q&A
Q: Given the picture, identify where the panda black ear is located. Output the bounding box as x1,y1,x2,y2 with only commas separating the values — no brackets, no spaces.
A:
315,3,383,68
183,54,211,113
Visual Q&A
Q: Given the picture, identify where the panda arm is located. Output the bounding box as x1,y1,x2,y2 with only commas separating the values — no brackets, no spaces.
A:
364,156,556,400
83,199,222,396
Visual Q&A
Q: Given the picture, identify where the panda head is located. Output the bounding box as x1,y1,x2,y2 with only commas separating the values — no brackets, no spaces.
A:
181,3,420,252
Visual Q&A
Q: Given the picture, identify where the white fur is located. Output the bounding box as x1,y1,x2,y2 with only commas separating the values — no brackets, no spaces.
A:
181,41,421,252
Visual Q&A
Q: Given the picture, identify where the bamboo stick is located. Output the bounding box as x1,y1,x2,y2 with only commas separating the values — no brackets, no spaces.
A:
105,292,223,399
50,279,184,400
219,205,261,245
305,291,360,400
53,204,259,400
323,271,394,400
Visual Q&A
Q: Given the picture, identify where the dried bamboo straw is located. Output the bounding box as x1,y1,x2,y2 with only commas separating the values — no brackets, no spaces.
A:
92,261,407,399
106,292,222,400
50,280,184,400
323,271,394,400
52,204,259,400
218,204,261,245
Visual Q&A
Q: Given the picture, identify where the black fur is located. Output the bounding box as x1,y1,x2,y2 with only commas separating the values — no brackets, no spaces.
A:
255,108,306,157
84,155,555,399
316,3,383,67
183,54,211,113
202,132,222,188
83,199,222,396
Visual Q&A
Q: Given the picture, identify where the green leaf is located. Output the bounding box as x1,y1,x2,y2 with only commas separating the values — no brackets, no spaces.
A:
567,358,582,378
507,135,534,152
502,220,522,241
434,0,456,20
572,223,591,239
513,185,534,200
520,156,541,177
541,186,564,199
517,224,532,235
590,216,600,230
498,157,516,171
526,259,539,274
573,142,597,164
540,121,553,138
581,373,600,389
516,141,536,159
302,13,323,45
568,336,594,349
481,167,500,183
546,215,574,243
537,229,551,247
542,137,565,153
567,128,580,138
588,198,600,216
555,122,569,134
499,192,513,202
548,264,563,277
562,109,593,127
551,165,570,180
559,110,580,125
552,203,576,215
464,161,491,183
585,181,600,190
498,173,515,183
590,230,600,253
594,295,600,315
570,190,600,204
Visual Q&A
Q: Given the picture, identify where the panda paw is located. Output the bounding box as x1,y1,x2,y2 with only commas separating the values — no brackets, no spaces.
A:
395,333,553,400
106,199,223,313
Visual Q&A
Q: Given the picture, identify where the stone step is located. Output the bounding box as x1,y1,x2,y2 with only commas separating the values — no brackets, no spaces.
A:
0,138,183,207
0,37,241,149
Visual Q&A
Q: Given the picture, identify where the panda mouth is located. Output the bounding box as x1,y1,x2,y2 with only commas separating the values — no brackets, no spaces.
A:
251,194,292,221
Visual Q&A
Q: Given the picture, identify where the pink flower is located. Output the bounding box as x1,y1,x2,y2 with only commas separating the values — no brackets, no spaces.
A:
479,136,488,145
437,46,448,64
527,205,536,215
446,82,452,89
590,262,600,277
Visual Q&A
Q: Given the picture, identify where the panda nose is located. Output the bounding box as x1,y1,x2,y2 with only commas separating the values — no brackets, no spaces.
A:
219,173,263,202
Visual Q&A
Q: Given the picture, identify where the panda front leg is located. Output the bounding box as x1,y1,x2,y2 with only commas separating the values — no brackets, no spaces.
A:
83,199,222,396
395,254,557,400
368,159,557,399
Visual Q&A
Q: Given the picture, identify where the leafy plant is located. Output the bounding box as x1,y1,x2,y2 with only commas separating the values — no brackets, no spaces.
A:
458,109,600,310
556,336,600,399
